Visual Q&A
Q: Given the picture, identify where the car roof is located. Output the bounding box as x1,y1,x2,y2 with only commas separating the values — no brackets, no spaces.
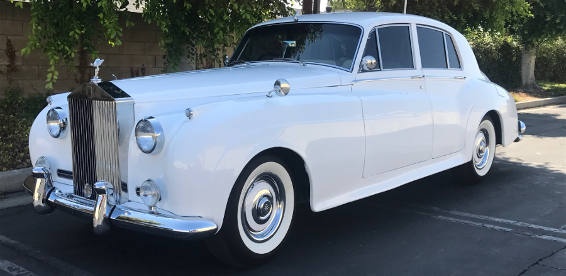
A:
253,12,450,31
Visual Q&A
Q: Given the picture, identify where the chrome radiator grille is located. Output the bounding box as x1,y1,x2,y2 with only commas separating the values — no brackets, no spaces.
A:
68,94,121,199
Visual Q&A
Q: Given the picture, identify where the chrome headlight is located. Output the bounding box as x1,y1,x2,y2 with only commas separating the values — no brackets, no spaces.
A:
135,117,163,154
46,107,67,138
139,179,161,208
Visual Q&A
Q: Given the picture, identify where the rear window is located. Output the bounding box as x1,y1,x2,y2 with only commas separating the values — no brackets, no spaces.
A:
417,27,447,69
417,26,462,69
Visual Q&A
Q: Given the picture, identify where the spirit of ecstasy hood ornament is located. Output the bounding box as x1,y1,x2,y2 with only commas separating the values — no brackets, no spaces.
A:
90,58,104,84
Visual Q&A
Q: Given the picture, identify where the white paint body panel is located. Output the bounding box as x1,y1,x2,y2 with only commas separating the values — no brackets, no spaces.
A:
29,12,520,231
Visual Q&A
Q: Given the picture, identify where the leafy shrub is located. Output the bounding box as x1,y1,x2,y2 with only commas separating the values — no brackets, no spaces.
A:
0,88,46,171
536,38,566,83
465,29,522,89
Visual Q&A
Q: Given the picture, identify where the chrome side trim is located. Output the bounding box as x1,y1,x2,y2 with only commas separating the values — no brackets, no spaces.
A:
424,75,467,80
353,75,425,83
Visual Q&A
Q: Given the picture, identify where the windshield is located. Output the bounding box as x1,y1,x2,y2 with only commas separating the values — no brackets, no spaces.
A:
230,23,362,70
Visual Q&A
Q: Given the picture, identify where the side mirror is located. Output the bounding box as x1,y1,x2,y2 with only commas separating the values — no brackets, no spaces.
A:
223,55,229,66
361,56,377,72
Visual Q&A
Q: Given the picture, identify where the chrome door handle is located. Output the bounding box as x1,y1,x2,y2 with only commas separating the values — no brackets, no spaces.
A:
454,76,467,80
411,74,425,79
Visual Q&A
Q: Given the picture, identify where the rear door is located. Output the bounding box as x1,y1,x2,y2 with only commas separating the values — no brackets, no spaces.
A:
416,26,468,157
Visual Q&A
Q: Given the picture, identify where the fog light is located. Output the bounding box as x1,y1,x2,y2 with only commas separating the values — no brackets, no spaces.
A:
139,179,160,208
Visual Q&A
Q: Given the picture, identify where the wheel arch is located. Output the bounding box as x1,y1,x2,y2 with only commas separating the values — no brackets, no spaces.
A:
239,147,311,205
485,110,503,145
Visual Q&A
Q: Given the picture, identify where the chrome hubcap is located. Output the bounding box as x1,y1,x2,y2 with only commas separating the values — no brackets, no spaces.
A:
473,130,490,170
241,173,285,242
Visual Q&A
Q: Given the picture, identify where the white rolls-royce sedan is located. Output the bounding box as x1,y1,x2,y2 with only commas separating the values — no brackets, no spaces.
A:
25,12,525,266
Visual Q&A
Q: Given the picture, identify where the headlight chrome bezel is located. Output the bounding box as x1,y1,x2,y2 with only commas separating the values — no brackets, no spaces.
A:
46,107,67,138
135,116,164,154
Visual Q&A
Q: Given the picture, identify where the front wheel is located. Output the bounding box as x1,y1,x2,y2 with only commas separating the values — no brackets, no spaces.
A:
206,156,295,267
459,116,497,182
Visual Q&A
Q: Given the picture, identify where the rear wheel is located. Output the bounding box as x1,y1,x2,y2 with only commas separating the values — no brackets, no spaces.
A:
459,116,496,182
206,155,295,267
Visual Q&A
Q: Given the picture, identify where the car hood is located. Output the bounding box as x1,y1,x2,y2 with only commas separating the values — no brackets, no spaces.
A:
111,62,346,103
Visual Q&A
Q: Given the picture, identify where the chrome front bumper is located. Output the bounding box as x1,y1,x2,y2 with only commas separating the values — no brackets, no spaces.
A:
24,167,218,240
514,120,526,142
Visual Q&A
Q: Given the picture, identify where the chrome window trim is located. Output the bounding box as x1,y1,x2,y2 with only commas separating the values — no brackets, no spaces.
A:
443,33,450,68
416,24,463,71
231,21,365,73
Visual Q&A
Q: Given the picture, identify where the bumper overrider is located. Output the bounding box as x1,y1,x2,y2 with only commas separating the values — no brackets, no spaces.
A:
24,167,218,239
514,120,526,142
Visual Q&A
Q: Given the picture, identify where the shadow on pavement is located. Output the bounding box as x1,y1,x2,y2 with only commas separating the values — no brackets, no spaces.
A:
518,104,566,138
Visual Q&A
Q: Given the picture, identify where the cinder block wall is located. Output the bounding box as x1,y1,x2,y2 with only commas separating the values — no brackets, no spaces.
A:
0,2,186,96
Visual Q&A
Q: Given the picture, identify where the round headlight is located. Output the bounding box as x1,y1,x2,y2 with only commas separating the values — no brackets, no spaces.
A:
46,107,67,138
135,117,163,154
139,179,161,207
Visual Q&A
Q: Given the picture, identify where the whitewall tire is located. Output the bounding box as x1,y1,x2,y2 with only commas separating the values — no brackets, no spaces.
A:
206,155,295,266
460,116,496,181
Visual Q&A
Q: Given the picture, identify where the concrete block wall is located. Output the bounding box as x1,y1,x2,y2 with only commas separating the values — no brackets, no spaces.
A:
0,2,187,96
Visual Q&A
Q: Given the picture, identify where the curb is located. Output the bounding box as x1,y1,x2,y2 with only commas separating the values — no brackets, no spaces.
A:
516,95,566,110
0,167,31,195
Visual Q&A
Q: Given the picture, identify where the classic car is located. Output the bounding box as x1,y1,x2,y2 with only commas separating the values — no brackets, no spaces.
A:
25,12,526,265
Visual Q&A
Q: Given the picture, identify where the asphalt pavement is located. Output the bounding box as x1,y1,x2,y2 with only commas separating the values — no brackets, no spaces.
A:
0,104,565,275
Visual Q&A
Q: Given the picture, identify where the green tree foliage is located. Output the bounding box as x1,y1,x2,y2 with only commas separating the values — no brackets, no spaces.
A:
381,0,531,32
512,0,566,47
509,0,566,89
11,0,131,89
330,0,531,33
535,37,566,83
466,29,522,88
12,0,291,87
140,0,292,71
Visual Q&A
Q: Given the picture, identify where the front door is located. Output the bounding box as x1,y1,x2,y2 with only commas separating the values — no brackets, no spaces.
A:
352,24,433,178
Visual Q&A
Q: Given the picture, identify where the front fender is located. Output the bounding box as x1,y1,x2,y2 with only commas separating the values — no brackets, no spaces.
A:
132,87,364,230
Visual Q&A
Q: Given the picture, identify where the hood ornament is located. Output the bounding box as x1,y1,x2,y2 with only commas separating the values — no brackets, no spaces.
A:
90,58,104,84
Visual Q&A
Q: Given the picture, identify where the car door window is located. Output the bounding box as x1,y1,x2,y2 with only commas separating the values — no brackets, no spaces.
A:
377,25,414,69
417,27,447,69
445,33,461,69
360,29,380,71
